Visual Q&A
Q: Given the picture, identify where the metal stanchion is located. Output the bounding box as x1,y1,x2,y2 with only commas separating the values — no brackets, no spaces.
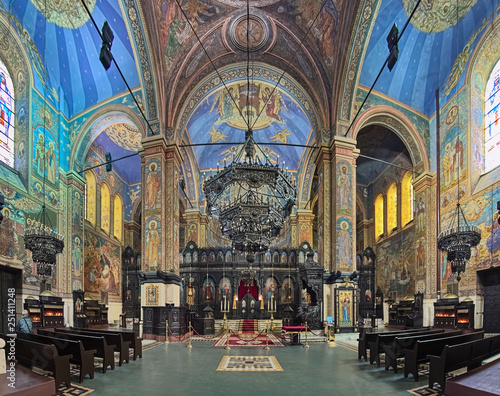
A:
304,321,310,348
225,324,231,350
187,320,192,348
264,324,270,350
165,320,169,343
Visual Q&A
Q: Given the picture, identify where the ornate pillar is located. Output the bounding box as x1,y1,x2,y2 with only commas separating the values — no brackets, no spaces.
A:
413,172,437,327
332,136,359,273
184,209,203,246
140,136,182,308
315,145,332,271
296,209,314,246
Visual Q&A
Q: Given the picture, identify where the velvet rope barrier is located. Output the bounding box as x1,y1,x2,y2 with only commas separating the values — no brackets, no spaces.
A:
190,327,225,339
227,328,266,343
166,323,184,340
308,328,326,337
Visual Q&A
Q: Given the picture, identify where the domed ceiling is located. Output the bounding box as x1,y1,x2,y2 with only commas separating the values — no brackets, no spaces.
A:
360,0,499,116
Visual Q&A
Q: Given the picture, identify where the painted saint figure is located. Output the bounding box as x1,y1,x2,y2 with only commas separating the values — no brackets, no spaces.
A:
338,165,350,209
146,163,160,209
146,220,160,270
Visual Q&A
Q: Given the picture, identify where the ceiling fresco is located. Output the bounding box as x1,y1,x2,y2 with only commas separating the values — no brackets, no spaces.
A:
360,0,499,116
185,80,313,172
1,0,139,117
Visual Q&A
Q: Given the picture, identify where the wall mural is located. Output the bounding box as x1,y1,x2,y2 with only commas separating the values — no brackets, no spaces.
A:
145,159,161,210
83,230,121,297
32,126,58,186
336,217,353,271
144,216,161,271
186,81,312,172
336,160,352,215
376,228,416,299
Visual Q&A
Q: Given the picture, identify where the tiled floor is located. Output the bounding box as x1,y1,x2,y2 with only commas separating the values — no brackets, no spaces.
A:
84,334,441,396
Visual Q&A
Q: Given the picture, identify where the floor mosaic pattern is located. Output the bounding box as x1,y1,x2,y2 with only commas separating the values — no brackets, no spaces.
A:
217,356,283,372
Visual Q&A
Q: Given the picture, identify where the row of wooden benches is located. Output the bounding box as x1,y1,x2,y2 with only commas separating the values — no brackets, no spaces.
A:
1,326,142,393
358,327,500,391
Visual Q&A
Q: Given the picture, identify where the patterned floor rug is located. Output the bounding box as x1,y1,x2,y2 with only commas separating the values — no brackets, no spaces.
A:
56,383,94,396
217,356,283,372
407,384,444,395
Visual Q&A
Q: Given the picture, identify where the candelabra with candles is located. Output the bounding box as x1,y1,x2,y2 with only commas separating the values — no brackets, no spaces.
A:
221,295,231,350
267,295,276,331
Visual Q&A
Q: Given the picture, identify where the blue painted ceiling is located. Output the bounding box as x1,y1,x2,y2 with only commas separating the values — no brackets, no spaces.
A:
360,0,499,116
2,0,139,118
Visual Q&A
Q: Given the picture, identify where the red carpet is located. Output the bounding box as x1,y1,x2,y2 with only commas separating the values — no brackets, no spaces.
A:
239,319,257,334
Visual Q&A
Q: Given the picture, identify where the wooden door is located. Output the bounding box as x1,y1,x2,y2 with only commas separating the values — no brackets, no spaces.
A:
479,267,500,333
0,269,17,333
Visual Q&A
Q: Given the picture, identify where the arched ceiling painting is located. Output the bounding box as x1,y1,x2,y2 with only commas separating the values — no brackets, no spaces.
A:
184,79,313,173
360,0,499,116
2,0,139,117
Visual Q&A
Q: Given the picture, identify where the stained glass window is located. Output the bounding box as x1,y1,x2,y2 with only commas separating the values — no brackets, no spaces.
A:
113,194,122,241
387,182,397,231
401,172,414,226
85,172,96,226
375,193,384,239
0,59,14,167
101,182,110,234
485,58,500,172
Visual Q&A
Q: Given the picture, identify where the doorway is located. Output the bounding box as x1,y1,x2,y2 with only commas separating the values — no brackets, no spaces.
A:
0,266,22,333
478,267,500,333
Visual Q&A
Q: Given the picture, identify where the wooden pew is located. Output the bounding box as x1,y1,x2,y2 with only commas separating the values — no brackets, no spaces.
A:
384,330,461,373
38,329,115,373
403,330,485,381
358,327,429,361
369,328,442,367
73,327,142,360
57,328,130,366
428,334,500,391
16,332,96,384
0,335,72,391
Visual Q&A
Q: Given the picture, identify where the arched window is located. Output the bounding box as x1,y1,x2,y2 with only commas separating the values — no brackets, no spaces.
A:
101,182,110,234
375,193,384,239
401,172,414,226
85,171,97,226
387,182,397,231
485,58,500,173
0,59,15,167
113,194,122,241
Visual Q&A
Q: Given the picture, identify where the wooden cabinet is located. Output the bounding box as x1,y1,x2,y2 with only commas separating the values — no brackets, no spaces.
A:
24,297,41,329
434,304,456,328
40,292,64,328
84,298,101,326
433,295,474,329
100,304,108,324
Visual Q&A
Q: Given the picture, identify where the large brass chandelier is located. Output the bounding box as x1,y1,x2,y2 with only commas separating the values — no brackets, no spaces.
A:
437,204,480,281
203,128,296,253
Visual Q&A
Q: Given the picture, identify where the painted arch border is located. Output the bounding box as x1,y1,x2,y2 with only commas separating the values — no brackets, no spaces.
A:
351,105,430,177
69,104,146,173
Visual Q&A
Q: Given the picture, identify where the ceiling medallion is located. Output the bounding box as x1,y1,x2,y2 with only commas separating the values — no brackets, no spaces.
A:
30,0,96,29
231,14,269,52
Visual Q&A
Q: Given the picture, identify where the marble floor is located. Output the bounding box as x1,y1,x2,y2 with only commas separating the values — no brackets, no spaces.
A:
83,333,441,396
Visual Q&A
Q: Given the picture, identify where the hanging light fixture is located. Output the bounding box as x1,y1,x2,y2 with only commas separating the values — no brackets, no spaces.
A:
437,203,480,281
202,1,296,258
24,0,64,278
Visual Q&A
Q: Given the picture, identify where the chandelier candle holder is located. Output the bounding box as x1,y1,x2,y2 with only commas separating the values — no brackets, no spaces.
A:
25,205,65,278
203,129,297,254
437,203,481,281
268,295,276,331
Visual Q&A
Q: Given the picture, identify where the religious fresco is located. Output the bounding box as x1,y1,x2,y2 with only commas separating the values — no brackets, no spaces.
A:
219,276,232,303
32,126,58,186
145,159,161,210
100,183,111,234
83,230,121,297
0,59,15,167
264,276,277,304
202,276,215,301
281,276,293,303
186,80,312,172
415,193,426,236
336,161,352,215
72,234,83,277
375,228,416,300
336,217,353,270
144,216,161,271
